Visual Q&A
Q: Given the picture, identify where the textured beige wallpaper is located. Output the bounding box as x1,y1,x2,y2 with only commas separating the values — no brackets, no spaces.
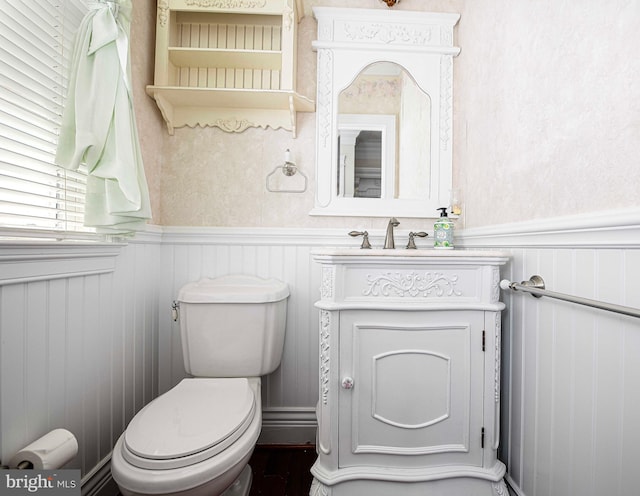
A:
131,0,640,229
130,0,165,225
454,0,640,228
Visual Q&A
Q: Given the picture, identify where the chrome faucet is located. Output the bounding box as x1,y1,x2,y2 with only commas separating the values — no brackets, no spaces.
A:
383,217,400,249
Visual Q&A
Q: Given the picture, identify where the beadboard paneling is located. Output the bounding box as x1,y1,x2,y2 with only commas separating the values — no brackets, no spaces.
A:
0,240,161,480
503,247,640,496
461,221,640,496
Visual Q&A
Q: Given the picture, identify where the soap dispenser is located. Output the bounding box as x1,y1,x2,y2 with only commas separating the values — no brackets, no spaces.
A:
434,207,454,249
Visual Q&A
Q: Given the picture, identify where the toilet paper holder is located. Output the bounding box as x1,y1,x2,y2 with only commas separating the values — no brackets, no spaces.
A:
8,429,78,470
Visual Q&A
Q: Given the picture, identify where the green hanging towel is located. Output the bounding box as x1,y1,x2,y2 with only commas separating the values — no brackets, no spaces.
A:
55,0,151,234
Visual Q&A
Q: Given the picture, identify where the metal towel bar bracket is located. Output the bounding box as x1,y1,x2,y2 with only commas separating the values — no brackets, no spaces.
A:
500,275,640,319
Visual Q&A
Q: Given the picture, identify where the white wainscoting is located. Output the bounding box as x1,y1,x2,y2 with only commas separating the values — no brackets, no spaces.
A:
2,210,639,496
0,238,161,488
460,209,640,496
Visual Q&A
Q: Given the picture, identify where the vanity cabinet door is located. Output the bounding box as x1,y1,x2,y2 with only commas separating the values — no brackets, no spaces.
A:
338,310,485,469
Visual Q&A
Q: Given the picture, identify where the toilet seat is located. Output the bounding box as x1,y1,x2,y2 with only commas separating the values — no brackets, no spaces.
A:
111,378,263,496
121,378,255,470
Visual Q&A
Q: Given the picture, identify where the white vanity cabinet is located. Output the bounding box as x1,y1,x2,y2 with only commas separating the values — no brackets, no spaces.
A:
311,250,510,496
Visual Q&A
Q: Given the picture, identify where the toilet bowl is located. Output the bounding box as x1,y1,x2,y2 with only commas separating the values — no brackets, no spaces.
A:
111,275,289,496
111,377,262,496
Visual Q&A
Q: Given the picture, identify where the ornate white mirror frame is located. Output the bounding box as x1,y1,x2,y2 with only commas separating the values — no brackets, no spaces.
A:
311,7,460,218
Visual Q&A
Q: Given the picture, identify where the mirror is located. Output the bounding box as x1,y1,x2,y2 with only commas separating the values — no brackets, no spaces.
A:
311,7,460,218
338,62,430,201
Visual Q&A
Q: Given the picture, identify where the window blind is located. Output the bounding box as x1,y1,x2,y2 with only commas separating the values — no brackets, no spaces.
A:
0,0,92,238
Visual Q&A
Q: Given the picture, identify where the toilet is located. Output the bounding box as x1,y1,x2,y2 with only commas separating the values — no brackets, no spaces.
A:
111,275,289,496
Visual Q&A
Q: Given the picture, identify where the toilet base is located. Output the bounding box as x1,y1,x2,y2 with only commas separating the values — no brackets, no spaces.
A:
221,465,252,496
116,460,252,496
115,450,254,496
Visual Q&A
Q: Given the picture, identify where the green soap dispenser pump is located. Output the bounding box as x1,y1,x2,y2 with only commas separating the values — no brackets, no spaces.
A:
434,207,454,249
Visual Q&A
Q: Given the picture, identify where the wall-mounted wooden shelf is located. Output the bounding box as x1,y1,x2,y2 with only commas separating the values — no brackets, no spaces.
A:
147,0,314,136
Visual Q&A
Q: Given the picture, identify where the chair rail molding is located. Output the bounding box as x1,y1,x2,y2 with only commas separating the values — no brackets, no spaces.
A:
458,207,640,248
0,243,123,286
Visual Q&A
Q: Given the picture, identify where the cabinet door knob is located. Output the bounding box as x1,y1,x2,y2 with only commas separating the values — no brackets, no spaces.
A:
341,377,354,389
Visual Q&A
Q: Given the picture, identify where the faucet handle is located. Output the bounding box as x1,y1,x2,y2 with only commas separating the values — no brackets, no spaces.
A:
406,231,428,249
349,231,372,249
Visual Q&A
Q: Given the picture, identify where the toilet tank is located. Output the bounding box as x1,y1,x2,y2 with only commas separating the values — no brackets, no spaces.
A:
177,275,289,377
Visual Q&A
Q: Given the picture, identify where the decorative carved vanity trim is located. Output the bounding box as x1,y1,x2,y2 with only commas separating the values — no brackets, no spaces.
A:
363,271,462,298
319,310,331,406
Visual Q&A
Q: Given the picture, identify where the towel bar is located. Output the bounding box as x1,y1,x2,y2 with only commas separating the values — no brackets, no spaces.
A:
500,275,640,319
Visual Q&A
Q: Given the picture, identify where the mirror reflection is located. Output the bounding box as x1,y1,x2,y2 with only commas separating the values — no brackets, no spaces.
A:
338,130,382,198
337,62,431,201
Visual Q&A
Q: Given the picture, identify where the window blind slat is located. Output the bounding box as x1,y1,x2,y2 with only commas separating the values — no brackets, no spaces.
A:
0,202,85,225
0,54,65,105
0,170,86,193
0,113,59,148
1,140,59,167
0,99,60,130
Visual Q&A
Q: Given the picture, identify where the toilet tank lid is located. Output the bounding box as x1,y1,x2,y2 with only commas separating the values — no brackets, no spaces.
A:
178,275,289,303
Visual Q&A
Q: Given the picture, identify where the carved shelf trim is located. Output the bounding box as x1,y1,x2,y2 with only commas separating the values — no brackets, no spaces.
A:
185,0,267,8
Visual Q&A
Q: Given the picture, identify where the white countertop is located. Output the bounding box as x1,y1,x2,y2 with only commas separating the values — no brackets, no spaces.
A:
312,248,509,259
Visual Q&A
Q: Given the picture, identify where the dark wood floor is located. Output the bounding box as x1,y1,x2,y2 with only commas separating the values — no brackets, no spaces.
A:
248,445,316,496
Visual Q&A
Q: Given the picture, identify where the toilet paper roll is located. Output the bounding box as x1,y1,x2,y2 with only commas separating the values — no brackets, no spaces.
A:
9,429,78,470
